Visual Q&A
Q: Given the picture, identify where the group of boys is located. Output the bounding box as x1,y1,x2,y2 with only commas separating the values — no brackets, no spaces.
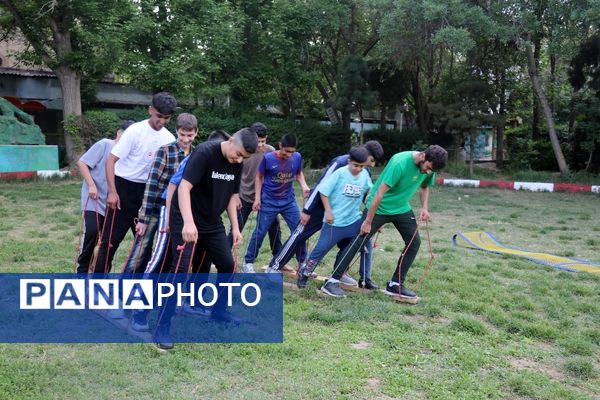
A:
76,91,448,350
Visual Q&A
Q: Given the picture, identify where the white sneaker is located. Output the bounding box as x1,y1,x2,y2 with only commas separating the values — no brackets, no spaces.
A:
182,302,211,316
107,308,125,319
241,263,256,273
339,273,358,286
130,312,150,332
265,266,282,282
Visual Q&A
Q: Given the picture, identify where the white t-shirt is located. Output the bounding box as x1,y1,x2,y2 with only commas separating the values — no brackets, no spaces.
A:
111,119,175,183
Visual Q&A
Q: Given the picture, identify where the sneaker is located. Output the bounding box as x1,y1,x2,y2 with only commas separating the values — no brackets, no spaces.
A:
131,311,149,332
154,326,174,350
241,263,255,273
182,302,211,317
296,264,310,289
358,278,378,290
107,307,125,319
211,310,242,325
399,285,417,298
384,282,417,298
265,266,281,274
339,273,357,286
320,280,346,298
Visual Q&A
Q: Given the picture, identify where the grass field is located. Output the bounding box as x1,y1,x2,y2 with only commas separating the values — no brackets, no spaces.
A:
0,178,598,399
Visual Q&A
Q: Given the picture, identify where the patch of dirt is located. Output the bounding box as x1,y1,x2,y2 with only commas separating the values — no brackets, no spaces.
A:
508,357,564,381
351,341,371,350
366,377,380,389
432,316,450,325
364,378,398,400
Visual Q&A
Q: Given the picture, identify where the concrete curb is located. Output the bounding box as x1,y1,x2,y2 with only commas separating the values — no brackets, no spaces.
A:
0,170,71,180
436,177,600,194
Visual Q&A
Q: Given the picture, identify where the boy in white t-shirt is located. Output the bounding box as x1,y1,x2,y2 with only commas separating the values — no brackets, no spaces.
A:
93,92,177,274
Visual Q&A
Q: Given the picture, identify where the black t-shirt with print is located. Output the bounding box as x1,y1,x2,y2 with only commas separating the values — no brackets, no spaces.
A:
171,140,241,233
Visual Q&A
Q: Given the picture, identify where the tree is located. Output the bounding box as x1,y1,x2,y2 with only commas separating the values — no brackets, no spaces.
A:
378,0,490,141
0,0,132,163
119,0,243,104
333,54,376,133
368,62,409,130
569,34,600,172
467,1,523,169
508,0,575,175
304,0,383,127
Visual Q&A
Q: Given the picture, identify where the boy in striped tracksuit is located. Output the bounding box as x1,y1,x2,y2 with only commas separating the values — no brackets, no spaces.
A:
265,140,383,289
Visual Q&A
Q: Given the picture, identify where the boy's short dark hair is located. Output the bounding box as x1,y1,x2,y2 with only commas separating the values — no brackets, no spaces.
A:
152,92,177,115
280,133,298,148
120,120,135,131
424,145,448,171
207,129,230,142
176,113,197,131
364,140,384,163
234,128,258,154
250,122,268,138
349,146,369,164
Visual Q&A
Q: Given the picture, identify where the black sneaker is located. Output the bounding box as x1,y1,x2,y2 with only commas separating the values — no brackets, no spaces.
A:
296,264,310,288
399,285,417,298
384,282,417,298
358,278,378,290
154,326,174,350
320,280,346,298
211,310,242,325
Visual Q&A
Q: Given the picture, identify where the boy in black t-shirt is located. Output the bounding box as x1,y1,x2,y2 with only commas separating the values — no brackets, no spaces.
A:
154,128,258,350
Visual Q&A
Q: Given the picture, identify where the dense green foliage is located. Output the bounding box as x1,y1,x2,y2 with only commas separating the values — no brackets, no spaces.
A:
2,0,600,174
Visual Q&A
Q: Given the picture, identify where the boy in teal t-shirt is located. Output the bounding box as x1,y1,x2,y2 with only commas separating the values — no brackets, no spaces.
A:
296,147,372,288
321,145,448,298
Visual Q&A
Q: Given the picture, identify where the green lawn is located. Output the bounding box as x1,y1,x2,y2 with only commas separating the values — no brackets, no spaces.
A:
0,178,598,399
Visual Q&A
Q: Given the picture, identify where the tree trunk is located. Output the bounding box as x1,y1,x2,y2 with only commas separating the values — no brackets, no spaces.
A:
495,71,506,169
379,104,386,130
410,69,428,137
495,117,505,169
525,37,570,175
316,80,340,125
531,34,541,140
469,128,475,177
341,111,351,131
452,131,463,162
55,65,82,166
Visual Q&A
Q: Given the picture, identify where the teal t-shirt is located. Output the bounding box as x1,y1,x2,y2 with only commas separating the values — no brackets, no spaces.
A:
318,166,372,227
366,151,435,215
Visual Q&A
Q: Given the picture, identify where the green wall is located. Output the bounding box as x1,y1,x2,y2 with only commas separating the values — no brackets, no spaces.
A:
0,145,59,172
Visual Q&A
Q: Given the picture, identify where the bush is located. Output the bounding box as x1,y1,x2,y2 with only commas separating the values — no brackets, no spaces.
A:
505,128,559,171
189,107,352,167
80,110,120,148
103,105,433,167
363,127,423,162
292,120,350,168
